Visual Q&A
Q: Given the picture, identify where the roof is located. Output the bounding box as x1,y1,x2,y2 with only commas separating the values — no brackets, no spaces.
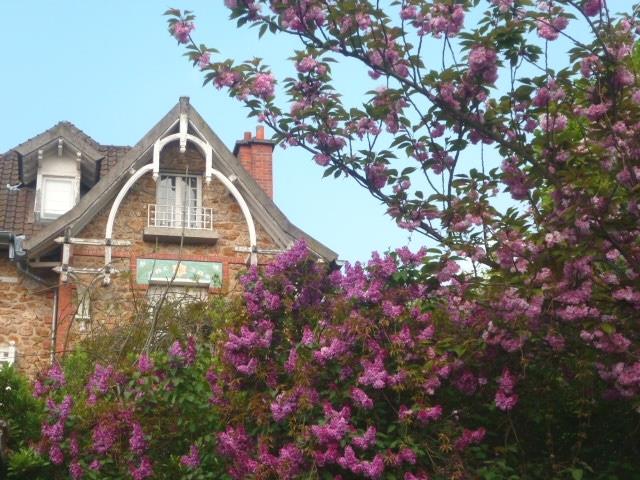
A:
0,123,130,237
3,98,337,261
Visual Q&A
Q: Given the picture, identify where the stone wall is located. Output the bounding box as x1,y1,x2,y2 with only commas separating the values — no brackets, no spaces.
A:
0,257,54,376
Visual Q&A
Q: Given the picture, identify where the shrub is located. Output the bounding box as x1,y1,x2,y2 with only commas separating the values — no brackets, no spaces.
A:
35,241,640,478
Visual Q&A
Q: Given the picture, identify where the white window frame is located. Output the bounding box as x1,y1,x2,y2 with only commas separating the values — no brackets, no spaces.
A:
156,173,202,209
40,175,78,220
0,342,17,369
146,283,208,313
155,173,203,228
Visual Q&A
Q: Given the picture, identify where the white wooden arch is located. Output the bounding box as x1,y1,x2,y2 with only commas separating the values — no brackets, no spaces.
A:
102,115,258,285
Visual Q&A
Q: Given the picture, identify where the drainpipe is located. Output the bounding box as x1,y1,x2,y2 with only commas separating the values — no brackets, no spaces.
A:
51,289,58,363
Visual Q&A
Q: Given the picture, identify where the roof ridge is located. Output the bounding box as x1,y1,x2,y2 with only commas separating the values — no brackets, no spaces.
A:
5,121,129,156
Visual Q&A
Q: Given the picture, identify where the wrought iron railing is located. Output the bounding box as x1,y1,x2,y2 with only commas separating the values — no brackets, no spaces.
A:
147,204,213,230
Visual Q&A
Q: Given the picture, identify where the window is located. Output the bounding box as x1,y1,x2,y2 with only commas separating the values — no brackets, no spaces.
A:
156,174,202,228
146,284,208,309
75,288,91,324
0,342,17,369
41,176,76,219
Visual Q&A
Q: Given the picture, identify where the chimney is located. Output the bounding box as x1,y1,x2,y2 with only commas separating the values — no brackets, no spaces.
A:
233,125,275,198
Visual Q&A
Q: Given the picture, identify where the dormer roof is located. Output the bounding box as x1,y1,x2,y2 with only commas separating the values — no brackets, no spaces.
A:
14,121,105,188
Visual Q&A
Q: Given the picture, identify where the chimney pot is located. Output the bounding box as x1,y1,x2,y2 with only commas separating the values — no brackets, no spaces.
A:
256,125,265,140
243,131,252,140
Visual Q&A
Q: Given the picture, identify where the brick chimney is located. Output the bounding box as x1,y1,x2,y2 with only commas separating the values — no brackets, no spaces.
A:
233,126,275,198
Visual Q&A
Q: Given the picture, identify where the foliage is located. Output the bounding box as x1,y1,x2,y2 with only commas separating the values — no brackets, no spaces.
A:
0,365,43,450
0,366,49,478
35,241,640,478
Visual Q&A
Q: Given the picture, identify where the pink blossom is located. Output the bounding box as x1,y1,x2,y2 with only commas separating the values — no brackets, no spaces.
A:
540,113,568,132
416,405,443,423
467,45,498,84
296,56,317,73
536,12,568,41
583,0,603,16
172,21,195,44
252,73,276,100
197,52,211,69
455,427,486,450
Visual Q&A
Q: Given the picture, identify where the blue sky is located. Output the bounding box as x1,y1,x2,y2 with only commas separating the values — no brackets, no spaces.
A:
1,0,424,262
0,1,632,262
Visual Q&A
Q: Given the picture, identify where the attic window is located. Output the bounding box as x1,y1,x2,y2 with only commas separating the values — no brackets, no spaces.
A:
41,176,76,219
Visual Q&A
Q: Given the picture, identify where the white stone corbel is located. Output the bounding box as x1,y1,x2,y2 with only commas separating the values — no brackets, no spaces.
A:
37,149,43,167
58,138,63,157
179,113,188,153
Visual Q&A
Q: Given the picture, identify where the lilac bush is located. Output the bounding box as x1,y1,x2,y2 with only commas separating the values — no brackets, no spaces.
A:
35,238,640,477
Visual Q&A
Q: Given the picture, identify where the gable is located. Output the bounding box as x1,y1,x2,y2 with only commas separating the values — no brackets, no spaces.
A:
16,98,337,262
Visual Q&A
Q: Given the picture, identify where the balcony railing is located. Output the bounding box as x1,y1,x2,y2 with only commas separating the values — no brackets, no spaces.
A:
147,204,214,230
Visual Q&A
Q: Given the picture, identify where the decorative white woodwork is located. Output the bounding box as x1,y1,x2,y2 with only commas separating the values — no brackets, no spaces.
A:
103,110,258,284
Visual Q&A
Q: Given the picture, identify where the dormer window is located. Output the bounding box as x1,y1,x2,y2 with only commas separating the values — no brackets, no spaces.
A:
32,139,82,222
41,176,77,219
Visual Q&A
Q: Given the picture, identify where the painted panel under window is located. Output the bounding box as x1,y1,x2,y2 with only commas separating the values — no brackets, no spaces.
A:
136,259,222,287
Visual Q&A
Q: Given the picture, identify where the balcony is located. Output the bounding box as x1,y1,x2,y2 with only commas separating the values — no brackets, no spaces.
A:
143,204,219,244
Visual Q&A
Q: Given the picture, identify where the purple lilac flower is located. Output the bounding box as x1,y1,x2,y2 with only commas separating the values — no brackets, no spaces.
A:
86,364,113,405
47,363,66,388
129,422,147,455
455,427,486,450
130,456,153,480
69,461,83,479
49,444,64,465
180,444,201,469
351,387,374,409
137,353,154,374
92,422,118,454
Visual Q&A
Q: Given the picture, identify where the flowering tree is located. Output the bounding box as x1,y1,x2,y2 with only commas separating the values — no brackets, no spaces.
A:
165,2,640,401
161,0,640,476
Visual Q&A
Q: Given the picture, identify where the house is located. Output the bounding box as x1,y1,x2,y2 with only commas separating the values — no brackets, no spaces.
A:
0,97,337,374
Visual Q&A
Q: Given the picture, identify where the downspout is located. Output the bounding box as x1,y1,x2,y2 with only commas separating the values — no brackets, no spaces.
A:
51,289,58,363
